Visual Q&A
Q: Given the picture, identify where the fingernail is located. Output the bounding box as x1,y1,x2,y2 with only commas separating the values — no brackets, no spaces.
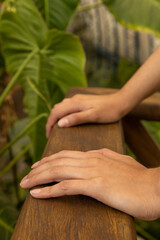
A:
58,118,69,127
20,178,29,186
30,189,41,195
31,161,40,168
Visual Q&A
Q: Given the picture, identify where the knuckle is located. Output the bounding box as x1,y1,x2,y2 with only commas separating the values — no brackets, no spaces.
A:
92,176,104,186
41,157,48,163
45,162,51,169
60,150,68,155
51,108,55,114
101,148,107,152
27,172,32,178
72,114,81,122
92,109,100,121
63,98,70,102
59,181,70,194
125,155,134,161
53,103,60,109
73,94,82,100
46,187,53,197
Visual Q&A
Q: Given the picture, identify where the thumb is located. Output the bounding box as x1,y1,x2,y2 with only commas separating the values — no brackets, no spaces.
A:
58,109,94,127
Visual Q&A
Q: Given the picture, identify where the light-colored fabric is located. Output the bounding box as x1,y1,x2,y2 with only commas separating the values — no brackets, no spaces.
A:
69,0,160,64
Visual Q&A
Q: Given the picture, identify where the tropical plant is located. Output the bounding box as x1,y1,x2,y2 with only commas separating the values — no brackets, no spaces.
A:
0,0,86,238
0,0,86,162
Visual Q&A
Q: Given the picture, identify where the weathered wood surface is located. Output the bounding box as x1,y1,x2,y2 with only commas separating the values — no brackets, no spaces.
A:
123,118,160,168
11,88,136,240
71,87,160,121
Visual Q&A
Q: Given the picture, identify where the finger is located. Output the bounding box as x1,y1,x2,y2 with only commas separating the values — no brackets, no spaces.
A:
20,166,93,189
32,150,105,168
30,179,91,198
29,157,99,179
58,109,94,128
46,100,82,138
32,150,88,168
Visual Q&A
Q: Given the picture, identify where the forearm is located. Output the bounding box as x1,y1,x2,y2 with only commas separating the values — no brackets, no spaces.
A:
118,45,160,116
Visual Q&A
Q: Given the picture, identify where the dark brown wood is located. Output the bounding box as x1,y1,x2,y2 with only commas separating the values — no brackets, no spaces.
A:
11,88,136,240
69,87,160,121
123,118,160,168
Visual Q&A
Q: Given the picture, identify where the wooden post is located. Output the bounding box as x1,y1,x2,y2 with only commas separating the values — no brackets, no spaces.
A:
11,88,136,240
123,118,160,168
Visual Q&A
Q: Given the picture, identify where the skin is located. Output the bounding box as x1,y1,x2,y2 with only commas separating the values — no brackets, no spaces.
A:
20,45,160,221
20,149,160,221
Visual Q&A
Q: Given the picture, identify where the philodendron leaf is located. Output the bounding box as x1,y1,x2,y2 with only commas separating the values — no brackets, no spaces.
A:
33,0,80,30
103,0,160,36
0,0,86,161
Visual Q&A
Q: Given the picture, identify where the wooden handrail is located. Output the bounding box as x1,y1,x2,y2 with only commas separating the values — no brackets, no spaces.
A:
11,88,137,240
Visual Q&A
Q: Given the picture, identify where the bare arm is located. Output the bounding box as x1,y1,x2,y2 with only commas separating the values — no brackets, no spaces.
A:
118,45,160,115
46,45,160,137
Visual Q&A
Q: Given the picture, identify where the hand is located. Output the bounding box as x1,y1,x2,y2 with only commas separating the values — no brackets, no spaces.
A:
46,92,127,138
20,149,160,221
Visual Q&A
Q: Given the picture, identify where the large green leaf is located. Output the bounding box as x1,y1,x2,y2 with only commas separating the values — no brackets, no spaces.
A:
33,0,80,30
0,0,86,161
103,0,160,36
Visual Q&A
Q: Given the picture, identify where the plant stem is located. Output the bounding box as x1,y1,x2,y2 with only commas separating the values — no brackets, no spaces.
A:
0,113,48,156
77,1,103,12
27,77,51,111
0,218,13,233
136,225,157,240
7,134,20,203
0,144,31,178
44,0,49,28
0,49,38,107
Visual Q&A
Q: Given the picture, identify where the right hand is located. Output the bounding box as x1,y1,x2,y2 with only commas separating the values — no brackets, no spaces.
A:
46,92,127,138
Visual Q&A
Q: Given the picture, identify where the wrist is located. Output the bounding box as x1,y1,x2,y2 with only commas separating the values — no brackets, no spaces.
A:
114,90,134,118
147,167,160,220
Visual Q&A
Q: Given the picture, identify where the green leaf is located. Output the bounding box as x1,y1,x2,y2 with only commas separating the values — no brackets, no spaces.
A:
103,0,160,36
33,0,80,30
0,0,86,161
0,190,18,239
0,144,31,178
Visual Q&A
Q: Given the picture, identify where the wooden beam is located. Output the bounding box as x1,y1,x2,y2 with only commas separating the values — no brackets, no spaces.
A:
123,118,160,168
11,88,136,240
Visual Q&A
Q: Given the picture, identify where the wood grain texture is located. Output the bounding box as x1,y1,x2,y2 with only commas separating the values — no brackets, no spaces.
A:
69,87,160,121
123,118,160,168
11,88,136,240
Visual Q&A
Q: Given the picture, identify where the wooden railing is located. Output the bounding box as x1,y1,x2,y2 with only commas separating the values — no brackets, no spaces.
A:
11,88,160,240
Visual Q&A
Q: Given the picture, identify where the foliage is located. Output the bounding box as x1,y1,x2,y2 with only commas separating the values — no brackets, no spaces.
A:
0,0,86,237
103,0,160,37
108,58,140,88
0,189,18,240
33,0,80,30
0,0,86,161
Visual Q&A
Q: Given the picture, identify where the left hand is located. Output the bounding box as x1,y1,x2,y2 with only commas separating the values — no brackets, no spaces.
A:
20,149,160,221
